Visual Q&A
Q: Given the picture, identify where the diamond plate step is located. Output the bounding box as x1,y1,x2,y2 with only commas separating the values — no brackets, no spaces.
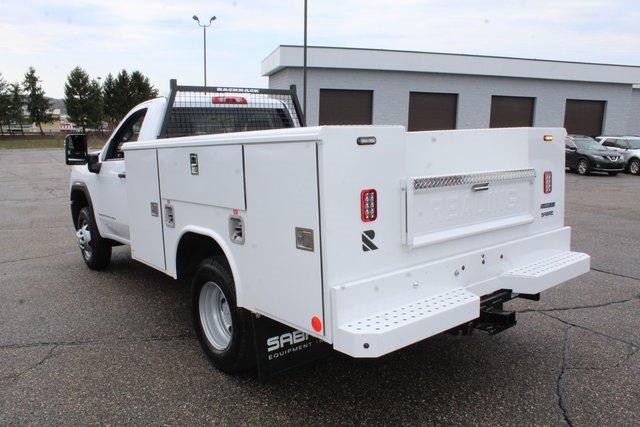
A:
334,288,479,358
502,251,590,294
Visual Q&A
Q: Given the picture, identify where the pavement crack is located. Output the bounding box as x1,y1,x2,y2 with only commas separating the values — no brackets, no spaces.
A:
590,267,640,282
0,251,76,265
516,295,639,314
539,311,639,348
0,344,60,382
0,333,196,350
556,326,573,427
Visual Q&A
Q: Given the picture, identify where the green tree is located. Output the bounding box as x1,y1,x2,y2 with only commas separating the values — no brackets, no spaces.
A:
0,73,9,135
112,69,131,120
86,78,104,131
23,66,52,135
102,73,118,126
129,70,158,106
7,82,24,134
105,69,158,124
64,66,99,132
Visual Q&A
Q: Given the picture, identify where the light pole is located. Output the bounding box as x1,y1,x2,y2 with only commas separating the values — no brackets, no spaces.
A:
303,0,307,118
193,15,216,86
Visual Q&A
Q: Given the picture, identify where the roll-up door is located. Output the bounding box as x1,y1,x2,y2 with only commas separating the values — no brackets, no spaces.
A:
490,96,535,128
319,89,373,125
564,99,605,137
408,92,458,131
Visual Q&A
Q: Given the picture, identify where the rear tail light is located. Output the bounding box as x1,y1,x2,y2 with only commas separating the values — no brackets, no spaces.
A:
212,96,247,104
361,189,377,222
543,171,552,194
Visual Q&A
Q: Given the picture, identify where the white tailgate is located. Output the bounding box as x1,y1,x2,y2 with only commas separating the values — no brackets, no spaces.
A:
125,149,166,270
404,168,537,248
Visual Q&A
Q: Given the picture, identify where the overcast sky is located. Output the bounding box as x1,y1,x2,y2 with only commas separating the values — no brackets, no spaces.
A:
2,0,639,98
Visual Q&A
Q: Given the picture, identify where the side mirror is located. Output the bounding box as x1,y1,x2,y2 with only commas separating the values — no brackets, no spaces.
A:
64,134,88,165
87,152,102,174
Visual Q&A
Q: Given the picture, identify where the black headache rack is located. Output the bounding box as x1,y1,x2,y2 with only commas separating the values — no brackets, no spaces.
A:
158,79,305,139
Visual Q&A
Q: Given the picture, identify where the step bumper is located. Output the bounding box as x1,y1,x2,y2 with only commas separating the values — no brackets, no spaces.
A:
335,287,479,358
332,250,590,358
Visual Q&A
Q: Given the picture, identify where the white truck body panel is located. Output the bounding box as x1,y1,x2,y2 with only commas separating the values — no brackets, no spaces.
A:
118,124,589,357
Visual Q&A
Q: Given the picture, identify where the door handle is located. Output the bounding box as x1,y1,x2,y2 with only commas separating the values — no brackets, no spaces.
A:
118,172,126,179
472,183,490,192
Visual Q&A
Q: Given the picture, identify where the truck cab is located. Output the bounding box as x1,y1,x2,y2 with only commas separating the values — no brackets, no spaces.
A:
69,83,301,248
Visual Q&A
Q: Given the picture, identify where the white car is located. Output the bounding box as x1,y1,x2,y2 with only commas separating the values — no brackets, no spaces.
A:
597,135,640,175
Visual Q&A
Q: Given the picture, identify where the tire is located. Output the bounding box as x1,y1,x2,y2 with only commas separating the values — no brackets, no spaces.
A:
628,159,640,175
577,158,590,176
608,172,619,176
192,258,255,374
76,206,111,270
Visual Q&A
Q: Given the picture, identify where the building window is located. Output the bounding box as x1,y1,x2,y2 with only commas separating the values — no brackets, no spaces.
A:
407,92,458,131
564,99,606,137
319,89,373,125
490,96,535,128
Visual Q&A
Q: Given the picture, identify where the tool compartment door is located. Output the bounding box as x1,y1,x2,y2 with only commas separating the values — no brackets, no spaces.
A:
241,141,324,336
125,149,166,270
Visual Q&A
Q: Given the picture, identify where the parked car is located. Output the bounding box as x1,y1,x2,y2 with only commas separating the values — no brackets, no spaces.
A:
565,135,624,175
596,135,640,175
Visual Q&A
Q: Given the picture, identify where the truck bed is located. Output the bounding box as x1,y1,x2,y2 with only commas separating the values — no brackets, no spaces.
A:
123,125,589,358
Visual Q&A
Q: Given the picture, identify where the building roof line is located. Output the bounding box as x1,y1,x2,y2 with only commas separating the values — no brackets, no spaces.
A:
275,44,640,69
262,45,640,85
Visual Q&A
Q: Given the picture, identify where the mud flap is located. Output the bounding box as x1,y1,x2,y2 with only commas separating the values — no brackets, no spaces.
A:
252,314,334,382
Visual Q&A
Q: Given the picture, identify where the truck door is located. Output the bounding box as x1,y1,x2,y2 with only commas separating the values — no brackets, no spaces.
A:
93,108,147,241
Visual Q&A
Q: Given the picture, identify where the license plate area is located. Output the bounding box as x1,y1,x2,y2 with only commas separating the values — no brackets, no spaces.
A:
403,169,536,248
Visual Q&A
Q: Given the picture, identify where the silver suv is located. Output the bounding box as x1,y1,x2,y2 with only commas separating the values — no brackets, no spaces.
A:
597,136,640,175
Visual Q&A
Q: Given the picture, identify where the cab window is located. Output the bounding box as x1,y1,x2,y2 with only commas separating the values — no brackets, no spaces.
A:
106,109,148,159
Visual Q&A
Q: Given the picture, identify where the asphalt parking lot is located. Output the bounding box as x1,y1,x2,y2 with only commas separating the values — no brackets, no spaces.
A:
1,148,638,425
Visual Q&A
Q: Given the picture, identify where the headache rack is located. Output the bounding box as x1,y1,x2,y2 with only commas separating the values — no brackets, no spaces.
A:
158,79,305,139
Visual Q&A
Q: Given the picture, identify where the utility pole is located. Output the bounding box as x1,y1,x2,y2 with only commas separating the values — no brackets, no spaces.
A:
303,0,308,117
193,15,217,86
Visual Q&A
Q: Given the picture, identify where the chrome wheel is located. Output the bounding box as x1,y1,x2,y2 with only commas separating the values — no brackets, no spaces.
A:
199,281,233,350
577,160,588,175
76,219,92,260
630,160,639,175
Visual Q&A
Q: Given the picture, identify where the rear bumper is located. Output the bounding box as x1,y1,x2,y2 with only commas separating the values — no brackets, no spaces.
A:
331,227,590,358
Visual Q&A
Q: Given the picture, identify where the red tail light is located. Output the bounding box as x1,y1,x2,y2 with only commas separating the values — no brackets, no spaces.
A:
361,189,377,222
212,96,247,104
543,171,552,194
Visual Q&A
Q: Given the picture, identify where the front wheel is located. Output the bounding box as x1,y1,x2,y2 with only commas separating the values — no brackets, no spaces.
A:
192,258,255,374
577,159,590,175
76,207,111,270
628,159,640,175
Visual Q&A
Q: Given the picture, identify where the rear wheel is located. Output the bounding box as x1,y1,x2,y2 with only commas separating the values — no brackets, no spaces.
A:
192,258,255,373
76,207,111,270
628,159,640,175
577,159,590,175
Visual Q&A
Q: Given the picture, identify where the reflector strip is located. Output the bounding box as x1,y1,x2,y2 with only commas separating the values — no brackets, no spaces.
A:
413,168,536,191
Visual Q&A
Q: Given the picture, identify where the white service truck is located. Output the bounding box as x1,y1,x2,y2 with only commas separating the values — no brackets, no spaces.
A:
66,80,590,378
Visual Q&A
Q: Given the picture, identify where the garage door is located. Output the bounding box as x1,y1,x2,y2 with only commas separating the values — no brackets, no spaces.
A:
319,89,373,125
490,96,535,128
564,100,605,137
408,92,457,131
